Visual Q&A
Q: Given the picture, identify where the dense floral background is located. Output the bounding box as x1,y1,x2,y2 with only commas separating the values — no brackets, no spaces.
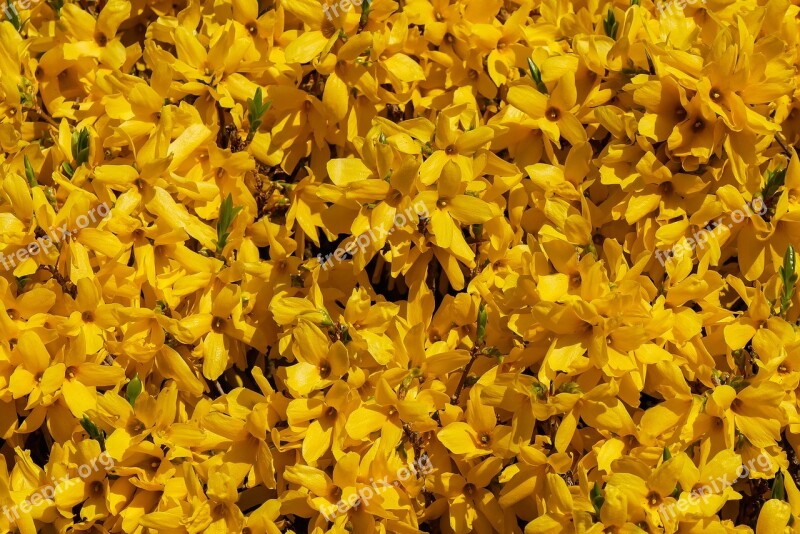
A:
0,0,800,532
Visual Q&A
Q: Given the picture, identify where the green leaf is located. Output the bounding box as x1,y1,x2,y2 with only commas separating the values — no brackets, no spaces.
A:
126,374,142,407
473,223,483,242
24,155,37,187
604,9,618,39
360,0,372,28
531,381,547,400
558,382,582,394
772,470,786,501
780,245,797,316
246,87,271,142
71,128,91,168
340,326,352,344
476,302,488,344
47,0,64,16
215,193,243,253
482,347,503,358
729,375,749,392
782,245,796,282
527,58,548,94
62,161,75,178
319,308,334,327
663,447,672,461
590,482,604,515
6,3,22,31
17,77,34,108
763,167,787,201
80,415,106,451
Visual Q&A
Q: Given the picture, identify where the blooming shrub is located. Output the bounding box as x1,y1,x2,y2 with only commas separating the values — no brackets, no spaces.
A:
0,0,800,532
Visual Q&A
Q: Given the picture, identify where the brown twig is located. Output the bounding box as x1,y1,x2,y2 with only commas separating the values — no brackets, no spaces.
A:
37,265,76,297
32,105,59,128
775,132,795,157
402,423,426,469
451,345,480,405
216,102,228,148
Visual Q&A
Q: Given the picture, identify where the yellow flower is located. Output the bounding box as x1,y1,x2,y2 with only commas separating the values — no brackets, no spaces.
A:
507,73,588,147
61,0,131,69
287,380,355,465
418,105,495,185
426,457,505,533
437,388,513,459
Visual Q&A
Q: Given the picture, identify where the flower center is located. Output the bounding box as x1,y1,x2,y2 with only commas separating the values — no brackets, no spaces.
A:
319,361,331,379
90,480,104,495
545,107,560,121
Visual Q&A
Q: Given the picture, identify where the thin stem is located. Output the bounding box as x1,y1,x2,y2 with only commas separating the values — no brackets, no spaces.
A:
775,132,795,157
451,346,479,405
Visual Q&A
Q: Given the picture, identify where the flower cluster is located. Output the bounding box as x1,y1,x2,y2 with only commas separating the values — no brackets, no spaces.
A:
1,0,800,533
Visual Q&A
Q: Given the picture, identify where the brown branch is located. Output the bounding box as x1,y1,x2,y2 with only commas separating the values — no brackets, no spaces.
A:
32,105,59,128
775,132,794,157
216,102,228,148
451,346,480,405
37,265,76,297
